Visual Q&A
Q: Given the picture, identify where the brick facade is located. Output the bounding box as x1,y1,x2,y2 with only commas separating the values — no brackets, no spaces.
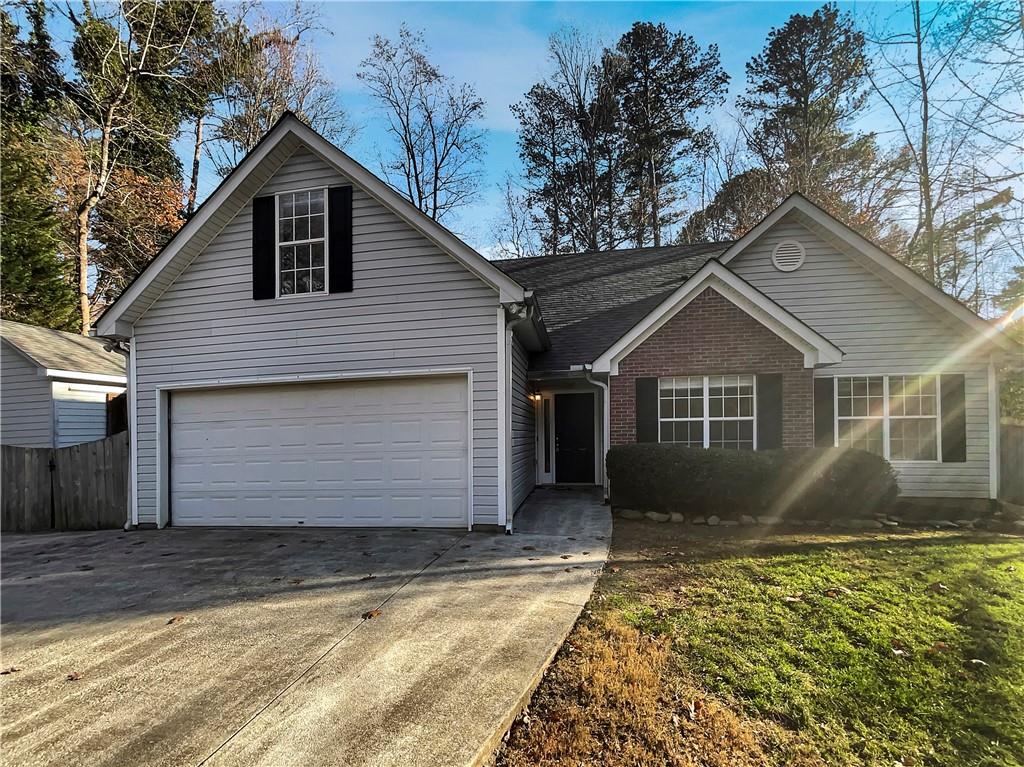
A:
609,287,813,448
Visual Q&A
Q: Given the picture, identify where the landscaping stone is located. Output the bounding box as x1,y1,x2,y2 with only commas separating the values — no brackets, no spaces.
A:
954,519,977,528
757,516,782,526
691,516,706,525
670,512,685,523
644,511,671,523
933,520,959,529
740,514,757,526
618,509,645,521
881,519,900,527
707,515,721,526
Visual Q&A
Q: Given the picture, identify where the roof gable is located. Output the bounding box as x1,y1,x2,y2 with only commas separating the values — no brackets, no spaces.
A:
591,261,843,374
719,194,1015,353
97,114,523,338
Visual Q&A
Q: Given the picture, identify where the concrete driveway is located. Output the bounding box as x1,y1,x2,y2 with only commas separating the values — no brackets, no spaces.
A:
0,489,609,767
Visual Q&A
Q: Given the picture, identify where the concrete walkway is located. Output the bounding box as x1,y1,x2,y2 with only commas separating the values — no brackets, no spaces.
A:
0,489,609,767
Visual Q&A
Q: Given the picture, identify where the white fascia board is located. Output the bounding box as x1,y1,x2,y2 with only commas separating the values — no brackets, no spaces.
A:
96,124,293,337
591,261,843,375
41,369,127,385
290,121,526,304
97,114,526,337
719,194,1016,353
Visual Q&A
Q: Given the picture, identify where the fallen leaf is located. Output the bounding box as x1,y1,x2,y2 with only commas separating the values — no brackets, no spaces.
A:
0,667,21,675
582,551,590,555
289,578,304,585
522,546,536,551
783,595,802,603
610,566,621,573
928,641,951,654
926,582,949,594
66,672,82,682
166,615,185,625
560,554,572,560
969,658,989,667
359,574,376,581
564,568,572,573
77,565,94,571
362,609,382,620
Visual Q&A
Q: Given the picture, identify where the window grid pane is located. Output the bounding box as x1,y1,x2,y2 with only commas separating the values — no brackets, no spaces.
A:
278,190,326,295
658,375,755,450
835,375,939,461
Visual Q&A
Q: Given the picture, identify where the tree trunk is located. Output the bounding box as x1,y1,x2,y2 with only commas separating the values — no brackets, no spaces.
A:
913,0,936,283
650,156,661,248
186,114,203,216
76,205,93,335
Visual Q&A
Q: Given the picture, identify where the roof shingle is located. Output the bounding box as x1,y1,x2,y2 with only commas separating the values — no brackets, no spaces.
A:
1,320,126,378
493,242,731,371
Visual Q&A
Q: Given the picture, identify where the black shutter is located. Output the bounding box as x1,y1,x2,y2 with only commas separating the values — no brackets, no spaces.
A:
328,185,353,293
252,195,276,300
635,377,659,443
814,377,834,447
756,373,783,449
940,374,967,462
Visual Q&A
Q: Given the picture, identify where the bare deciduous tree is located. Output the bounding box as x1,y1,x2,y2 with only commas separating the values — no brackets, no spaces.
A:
868,0,1023,310
358,25,485,222
203,1,356,181
488,176,541,259
61,0,207,333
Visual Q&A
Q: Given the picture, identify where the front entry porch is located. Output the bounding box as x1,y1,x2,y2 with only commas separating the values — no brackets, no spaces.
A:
534,379,606,488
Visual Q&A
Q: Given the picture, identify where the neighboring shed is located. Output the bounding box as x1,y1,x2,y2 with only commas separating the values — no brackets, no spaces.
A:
1,320,127,448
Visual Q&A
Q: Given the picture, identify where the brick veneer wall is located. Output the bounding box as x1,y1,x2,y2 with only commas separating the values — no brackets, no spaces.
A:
609,287,814,448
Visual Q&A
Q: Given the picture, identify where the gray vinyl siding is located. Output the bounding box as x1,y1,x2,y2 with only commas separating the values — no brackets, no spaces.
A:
510,335,535,512
731,217,993,498
132,147,501,525
52,381,124,448
1,341,52,447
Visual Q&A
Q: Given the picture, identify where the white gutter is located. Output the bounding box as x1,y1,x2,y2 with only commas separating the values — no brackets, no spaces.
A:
41,369,126,385
583,364,611,502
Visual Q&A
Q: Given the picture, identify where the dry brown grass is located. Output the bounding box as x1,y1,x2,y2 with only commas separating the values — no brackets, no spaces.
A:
497,612,822,767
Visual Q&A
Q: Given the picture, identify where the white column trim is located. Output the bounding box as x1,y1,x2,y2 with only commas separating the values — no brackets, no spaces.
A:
128,336,139,527
989,360,1000,499
496,307,509,527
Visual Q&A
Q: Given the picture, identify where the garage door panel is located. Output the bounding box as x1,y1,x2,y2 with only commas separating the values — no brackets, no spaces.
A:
169,377,468,527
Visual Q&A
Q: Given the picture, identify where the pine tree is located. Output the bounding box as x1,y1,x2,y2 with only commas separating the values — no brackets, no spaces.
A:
0,4,78,330
613,22,727,247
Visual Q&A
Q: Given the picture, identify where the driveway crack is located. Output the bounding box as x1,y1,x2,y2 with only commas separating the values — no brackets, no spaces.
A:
196,532,469,766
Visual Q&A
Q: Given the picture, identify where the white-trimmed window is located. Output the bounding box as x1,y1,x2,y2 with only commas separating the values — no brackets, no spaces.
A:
835,375,939,461
659,375,756,450
277,188,326,296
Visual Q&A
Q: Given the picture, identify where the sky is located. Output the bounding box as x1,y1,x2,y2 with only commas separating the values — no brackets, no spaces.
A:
44,1,923,251
304,1,906,250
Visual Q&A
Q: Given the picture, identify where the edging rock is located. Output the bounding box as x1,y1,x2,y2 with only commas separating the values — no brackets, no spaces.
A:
644,511,671,523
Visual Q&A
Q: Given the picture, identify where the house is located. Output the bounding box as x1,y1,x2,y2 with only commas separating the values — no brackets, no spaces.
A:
96,114,1017,530
1,320,127,448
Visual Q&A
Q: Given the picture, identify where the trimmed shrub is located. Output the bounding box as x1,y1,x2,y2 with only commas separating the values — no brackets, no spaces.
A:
607,444,898,519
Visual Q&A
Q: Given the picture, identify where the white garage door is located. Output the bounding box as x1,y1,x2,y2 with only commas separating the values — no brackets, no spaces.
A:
169,376,469,527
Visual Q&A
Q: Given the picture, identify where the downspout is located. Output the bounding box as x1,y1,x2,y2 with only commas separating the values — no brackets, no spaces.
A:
583,364,610,502
503,296,541,534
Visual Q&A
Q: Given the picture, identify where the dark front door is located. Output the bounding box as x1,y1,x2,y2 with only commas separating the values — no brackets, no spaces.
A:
554,393,595,483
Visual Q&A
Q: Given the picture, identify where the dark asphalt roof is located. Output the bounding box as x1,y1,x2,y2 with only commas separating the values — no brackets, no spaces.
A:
1,319,126,378
493,242,731,371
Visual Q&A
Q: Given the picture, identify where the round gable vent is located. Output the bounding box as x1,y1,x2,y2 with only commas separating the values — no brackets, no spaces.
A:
771,240,806,272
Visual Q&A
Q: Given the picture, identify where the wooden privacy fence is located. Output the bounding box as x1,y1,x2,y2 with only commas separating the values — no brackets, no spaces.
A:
2,432,128,532
1002,422,1024,505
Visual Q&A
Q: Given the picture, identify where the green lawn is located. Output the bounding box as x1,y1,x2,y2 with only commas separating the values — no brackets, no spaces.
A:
498,524,1024,767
